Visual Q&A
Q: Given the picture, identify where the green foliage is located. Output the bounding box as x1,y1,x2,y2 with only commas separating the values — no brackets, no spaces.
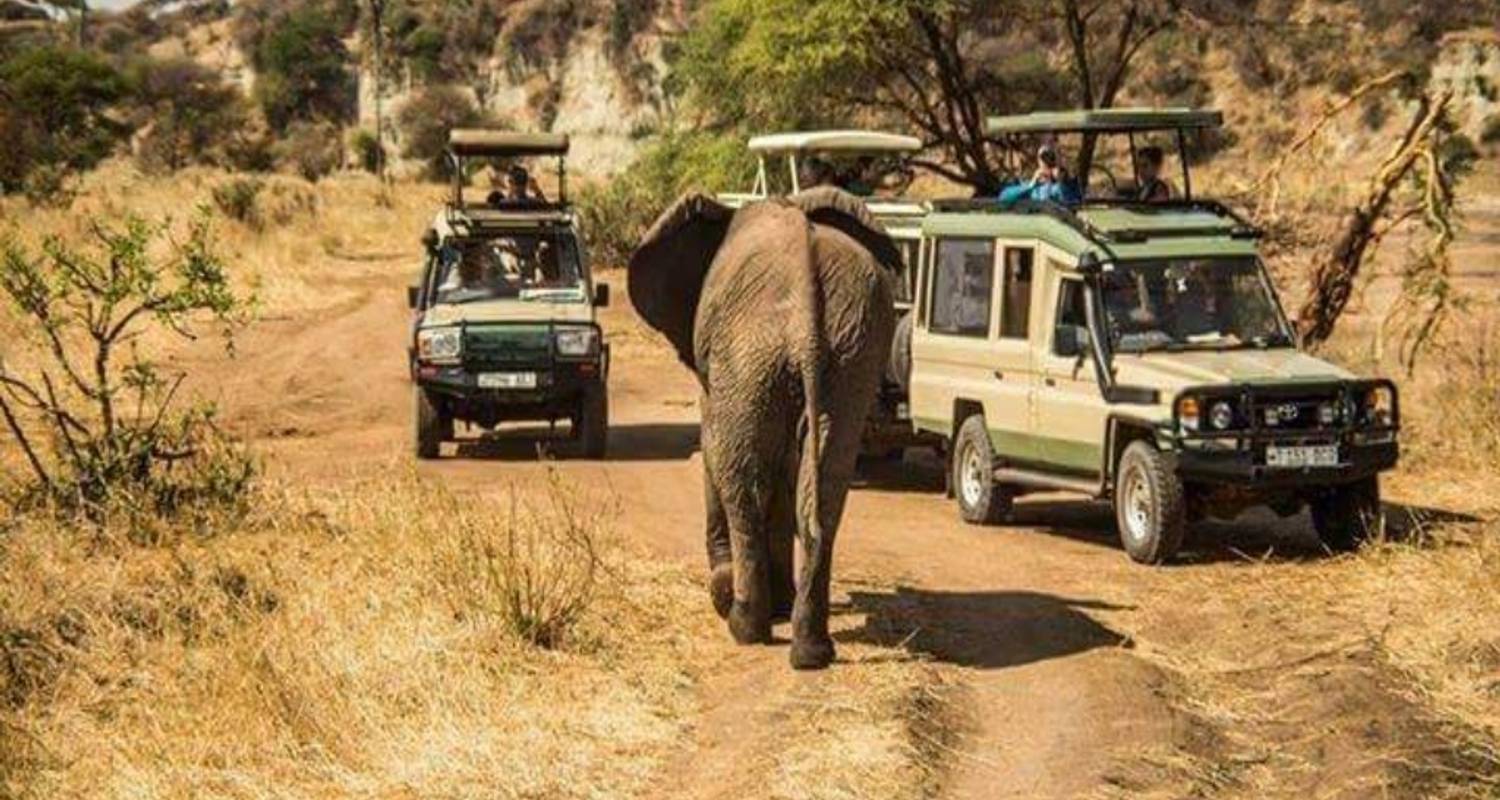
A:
211,178,266,228
397,86,496,180
0,215,254,531
128,57,249,174
350,128,386,174
0,45,128,195
274,121,343,182
576,131,754,268
243,4,354,131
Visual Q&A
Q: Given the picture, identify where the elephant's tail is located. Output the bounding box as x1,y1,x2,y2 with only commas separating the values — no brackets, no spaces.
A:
795,213,825,550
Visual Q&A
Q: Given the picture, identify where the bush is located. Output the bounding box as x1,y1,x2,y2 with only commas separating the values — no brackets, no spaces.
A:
0,215,253,533
0,45,128,195
211,177,265,228
274,120,342,182
241,3,354,131
397,86,496,180
350,128,385,174
128,57,249,174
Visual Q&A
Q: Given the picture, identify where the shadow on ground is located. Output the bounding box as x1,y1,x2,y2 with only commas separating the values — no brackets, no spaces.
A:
450,422,700,462
835,587,1130,670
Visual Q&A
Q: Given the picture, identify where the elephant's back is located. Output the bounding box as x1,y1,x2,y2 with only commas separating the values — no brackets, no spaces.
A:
812,225,897,368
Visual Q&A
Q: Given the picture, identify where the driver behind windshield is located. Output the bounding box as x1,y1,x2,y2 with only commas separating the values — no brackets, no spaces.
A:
1103,259,1291,352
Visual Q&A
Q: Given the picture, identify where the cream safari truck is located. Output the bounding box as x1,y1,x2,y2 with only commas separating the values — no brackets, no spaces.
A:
903,109,1400,563
407,130,610,459
721,130,940,456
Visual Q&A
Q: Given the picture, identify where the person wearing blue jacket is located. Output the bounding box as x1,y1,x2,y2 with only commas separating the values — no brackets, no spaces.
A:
998,142,1082,206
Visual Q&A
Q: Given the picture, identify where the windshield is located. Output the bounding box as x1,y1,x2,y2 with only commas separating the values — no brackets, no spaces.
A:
1100,257,1293,353
432,231,584,305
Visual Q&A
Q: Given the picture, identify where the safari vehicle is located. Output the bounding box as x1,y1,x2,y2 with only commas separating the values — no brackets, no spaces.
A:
407,130,610,459
905,108,1400,563
721,130,938,455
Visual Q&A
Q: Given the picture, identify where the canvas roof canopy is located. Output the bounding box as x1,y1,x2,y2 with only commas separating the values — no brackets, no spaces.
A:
986,108,1223,135
448,130,571,158
748,130,923,155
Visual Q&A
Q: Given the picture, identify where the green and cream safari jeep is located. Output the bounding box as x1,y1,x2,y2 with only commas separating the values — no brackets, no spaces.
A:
906,109,1399,563
722,130,940,455
407,130,610,459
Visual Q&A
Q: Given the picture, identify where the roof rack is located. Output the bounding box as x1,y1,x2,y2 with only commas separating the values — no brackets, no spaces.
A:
448,130,570,157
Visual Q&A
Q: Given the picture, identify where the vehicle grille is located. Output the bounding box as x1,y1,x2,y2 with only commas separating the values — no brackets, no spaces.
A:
1249,392,1341,432
463,325,552,370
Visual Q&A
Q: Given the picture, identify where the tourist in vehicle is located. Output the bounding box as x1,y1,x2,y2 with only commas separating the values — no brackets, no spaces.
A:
798,156,835,190
488,165,546,206
1134,146,1177,202
997,141,1082,206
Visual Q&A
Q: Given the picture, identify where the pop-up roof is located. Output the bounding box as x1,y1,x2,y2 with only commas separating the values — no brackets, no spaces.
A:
747,130,923,155
986,108,1223,135
447,130,571,157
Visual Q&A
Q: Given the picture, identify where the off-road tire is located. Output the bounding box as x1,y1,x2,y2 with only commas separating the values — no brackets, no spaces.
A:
1310,477,1381,552
414,386,450,460
577,381,608,459
953,415,1012,525
887,311,913,393
1114,441,1187,564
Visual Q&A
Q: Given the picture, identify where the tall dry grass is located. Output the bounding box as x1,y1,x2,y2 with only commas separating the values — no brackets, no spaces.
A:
0,470,719,799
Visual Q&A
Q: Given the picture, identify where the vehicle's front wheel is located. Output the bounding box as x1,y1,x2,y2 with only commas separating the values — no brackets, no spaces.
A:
577,381,609,459
414,386,451,460
1310,477,1381,552
1114,441,1187,564
953,415,1012,525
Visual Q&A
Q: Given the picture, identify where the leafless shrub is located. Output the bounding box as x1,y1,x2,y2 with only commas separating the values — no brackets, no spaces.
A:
430,472,617,649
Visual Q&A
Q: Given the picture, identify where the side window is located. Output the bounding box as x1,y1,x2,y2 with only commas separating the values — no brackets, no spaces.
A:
928,238,995,338
894,239,918,304
1000,247,1034,339
1054,278,1088,355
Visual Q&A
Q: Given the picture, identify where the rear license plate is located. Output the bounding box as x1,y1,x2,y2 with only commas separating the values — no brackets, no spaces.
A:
477,372,537,389
1266,444,1339,468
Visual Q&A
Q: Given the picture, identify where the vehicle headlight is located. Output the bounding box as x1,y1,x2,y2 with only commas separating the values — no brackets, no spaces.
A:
1361,384,1396,427
417,327,462,363
1209,400,1235,431
554,326,598,357
1177,396,1200,432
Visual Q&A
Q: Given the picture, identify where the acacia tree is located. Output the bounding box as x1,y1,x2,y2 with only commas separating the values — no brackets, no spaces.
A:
673,0,1181,193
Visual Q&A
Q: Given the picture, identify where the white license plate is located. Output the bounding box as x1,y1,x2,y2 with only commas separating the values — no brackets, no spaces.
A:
477,372,537,389
1266,444,1339,468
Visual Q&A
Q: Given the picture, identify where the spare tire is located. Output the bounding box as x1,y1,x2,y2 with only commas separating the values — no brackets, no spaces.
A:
887,311,913,391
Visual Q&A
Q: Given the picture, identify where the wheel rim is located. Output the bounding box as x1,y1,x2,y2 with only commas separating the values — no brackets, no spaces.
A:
1121,466,1153,544
960,443,985,508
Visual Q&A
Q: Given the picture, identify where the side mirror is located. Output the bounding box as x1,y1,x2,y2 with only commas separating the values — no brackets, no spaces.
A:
593,283,611,308
421,228,439,254
1054,324,1090,358
407,284,420,310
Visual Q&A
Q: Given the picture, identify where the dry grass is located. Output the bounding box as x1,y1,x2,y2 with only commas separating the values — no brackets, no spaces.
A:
0,161,442,317
0,470,722,799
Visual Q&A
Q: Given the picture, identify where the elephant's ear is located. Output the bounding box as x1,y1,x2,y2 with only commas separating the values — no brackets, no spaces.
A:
787,187,904,274
628,192,734,369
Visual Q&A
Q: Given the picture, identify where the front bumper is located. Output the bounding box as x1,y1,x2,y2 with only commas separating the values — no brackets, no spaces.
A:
1170,439,1398,488
415,353,605,424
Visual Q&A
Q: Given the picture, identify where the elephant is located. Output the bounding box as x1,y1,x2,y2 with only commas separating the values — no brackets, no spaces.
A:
628,187,900,669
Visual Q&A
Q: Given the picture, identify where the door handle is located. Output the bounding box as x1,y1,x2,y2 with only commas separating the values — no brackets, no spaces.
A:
992,370,1004,380
1044,377,1057,387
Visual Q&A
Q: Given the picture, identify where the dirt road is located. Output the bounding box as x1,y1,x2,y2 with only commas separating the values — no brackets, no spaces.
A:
185,264,1462,799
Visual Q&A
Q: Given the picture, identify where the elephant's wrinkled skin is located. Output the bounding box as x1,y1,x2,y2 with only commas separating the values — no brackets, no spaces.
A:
629,188,899,669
